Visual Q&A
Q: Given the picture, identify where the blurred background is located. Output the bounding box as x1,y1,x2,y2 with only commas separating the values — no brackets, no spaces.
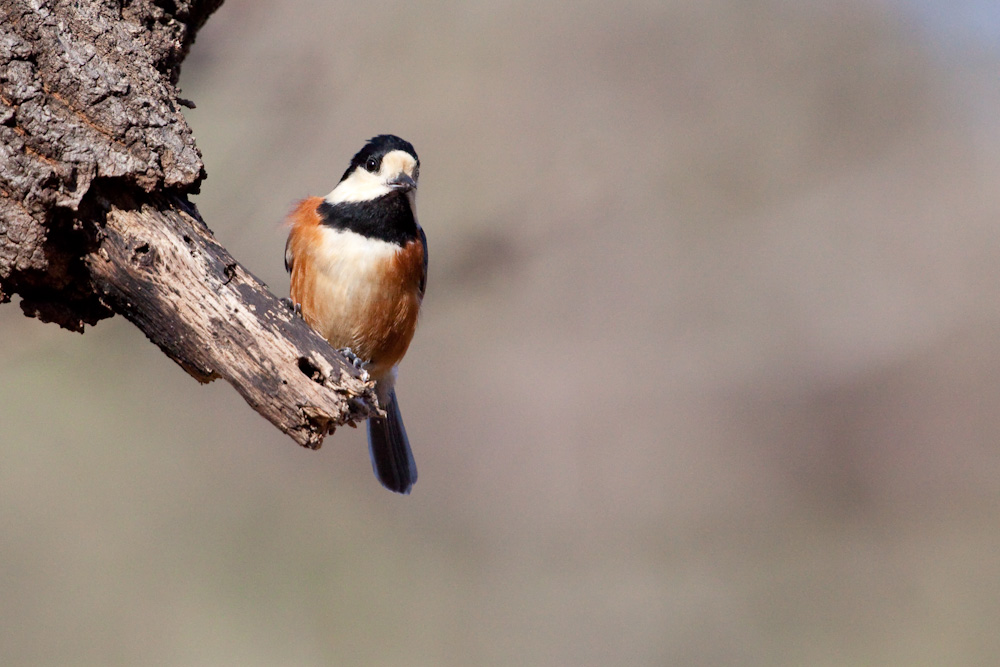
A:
3,0,1000,663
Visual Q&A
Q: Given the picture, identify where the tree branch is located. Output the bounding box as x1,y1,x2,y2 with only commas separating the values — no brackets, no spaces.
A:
0,0,378,446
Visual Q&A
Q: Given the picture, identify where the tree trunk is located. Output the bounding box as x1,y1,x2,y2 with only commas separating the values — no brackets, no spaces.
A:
0,0,377,447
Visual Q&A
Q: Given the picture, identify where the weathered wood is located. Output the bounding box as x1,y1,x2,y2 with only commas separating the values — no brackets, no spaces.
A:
85,190,378,447
0,0,379,447
1,0,211,325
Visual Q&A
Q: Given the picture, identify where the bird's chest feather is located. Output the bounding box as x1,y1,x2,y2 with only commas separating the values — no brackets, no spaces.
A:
292,226,423,377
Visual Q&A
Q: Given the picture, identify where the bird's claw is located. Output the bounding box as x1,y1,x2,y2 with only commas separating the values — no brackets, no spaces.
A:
338,347,369,381
279,298,303,317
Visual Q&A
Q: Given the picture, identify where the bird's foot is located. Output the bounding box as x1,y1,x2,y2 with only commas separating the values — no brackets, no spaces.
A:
279,298,303,317
338,347,369,381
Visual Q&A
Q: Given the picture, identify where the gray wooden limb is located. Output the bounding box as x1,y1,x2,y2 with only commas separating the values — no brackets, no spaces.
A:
0,0,377,447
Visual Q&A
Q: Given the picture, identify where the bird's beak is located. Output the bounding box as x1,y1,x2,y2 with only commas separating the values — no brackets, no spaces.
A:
388,173,417,191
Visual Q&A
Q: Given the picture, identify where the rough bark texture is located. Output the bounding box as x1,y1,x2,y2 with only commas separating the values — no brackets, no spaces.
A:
0,0,378,447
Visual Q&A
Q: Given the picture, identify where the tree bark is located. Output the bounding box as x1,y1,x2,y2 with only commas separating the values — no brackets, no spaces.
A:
0,0,378,447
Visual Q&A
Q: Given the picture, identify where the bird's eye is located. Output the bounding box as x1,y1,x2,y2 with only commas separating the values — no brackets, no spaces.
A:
365,157,379,173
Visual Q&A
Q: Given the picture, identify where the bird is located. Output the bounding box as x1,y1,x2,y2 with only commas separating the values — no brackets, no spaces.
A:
284,134,426,494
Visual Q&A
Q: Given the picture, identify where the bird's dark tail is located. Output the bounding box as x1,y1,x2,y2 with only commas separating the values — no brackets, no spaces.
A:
367,389,418,494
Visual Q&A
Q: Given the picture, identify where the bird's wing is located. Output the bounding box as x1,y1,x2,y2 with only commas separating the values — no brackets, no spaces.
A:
418,223,428,299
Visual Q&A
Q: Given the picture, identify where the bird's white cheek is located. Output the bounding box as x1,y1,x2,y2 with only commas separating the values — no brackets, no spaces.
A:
325,170,392,204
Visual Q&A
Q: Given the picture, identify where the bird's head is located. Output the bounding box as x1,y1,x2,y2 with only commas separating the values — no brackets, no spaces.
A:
326,134,420,205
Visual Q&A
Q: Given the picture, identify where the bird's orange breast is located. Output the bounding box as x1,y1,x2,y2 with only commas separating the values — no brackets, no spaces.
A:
286,198,424,380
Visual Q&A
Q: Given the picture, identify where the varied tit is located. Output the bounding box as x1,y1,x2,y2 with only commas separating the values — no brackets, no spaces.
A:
284,134,426,494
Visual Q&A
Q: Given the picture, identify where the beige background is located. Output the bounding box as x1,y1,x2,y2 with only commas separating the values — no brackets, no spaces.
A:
3,0,1000,664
